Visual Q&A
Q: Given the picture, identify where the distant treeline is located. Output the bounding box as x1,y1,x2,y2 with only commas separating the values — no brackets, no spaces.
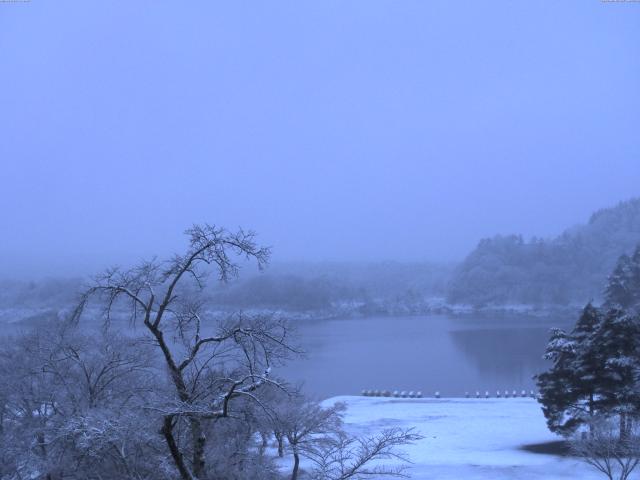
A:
210,261,453,311
0,277,80,309
4,198,640,317
447,198,640,307
0,262,454,322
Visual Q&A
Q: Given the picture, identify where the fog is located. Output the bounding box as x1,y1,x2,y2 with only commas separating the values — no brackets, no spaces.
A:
3,4,640,480
1,1,639,279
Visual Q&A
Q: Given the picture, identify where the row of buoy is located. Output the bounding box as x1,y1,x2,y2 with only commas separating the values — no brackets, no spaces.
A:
361,390,423,398
361,389,538,399
466,390,537,399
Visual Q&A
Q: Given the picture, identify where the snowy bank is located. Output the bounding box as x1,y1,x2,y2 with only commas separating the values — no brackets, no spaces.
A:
321,396,605,479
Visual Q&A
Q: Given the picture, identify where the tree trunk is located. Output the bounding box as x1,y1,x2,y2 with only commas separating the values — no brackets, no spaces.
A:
622,414,634,445
36,431,47,458
259,432,269,456
161,416,195,480
620,413,627,441
276,433,284,457
290,450,300,480
148,324,202,480
191,418,207,479
588,393,594,437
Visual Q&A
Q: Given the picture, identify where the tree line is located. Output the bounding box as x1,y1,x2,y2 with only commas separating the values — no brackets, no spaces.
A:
448,198,640,307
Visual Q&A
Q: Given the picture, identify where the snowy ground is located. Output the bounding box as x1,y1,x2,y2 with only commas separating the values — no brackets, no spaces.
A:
319,396,605,480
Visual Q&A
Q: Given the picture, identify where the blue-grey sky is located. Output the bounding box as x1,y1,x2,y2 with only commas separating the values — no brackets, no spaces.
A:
1,1,639,278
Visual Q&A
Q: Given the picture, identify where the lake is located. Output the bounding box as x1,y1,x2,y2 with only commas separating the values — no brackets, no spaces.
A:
1,309,574,400
278,314,574,399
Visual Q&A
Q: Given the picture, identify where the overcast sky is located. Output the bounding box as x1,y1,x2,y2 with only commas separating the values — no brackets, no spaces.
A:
1,1,639,278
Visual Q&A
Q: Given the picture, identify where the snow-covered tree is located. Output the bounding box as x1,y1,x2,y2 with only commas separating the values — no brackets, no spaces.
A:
307,427,422,480
591,308,640,439
72,225,298,480
536,324,586,435
570,416,640,480
0,324,165,480
537,301,640,439
604,245,640,311
280,398,345,480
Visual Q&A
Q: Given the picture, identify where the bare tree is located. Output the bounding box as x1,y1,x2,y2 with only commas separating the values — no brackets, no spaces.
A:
0,324,164,480
571,416,640,480
262,391,421,480
278,397,345,480
43,328,154,412
307,427,422,480
0,328,69,479
72,225,297,480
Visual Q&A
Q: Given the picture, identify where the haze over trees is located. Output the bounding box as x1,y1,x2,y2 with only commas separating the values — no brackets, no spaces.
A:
448,198,640,307
604,246,640,312
0,225,420,480
2,197,640,328
209,261,452,314
0,261,454,326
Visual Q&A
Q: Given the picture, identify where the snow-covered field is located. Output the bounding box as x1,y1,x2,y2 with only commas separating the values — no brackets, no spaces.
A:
323,396,603,480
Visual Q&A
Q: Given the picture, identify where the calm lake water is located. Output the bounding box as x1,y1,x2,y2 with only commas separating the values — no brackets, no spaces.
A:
279,314,573,399
2,310,574,400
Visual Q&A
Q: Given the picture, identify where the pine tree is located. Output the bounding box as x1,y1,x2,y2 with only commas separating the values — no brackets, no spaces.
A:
569,303,605,416
591,308,640,438
536,328,579,435
536,304,603,435
604,245,640,311
537,303,640,438
539,247,640,438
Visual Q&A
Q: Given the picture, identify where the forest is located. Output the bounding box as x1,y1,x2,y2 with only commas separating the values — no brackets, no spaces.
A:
447,198,640,307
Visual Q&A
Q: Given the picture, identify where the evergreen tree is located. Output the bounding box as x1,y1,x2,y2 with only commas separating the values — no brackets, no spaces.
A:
536,305,603,435
536,328,579,435
591,308,640,438
537,303,640,438
569,303,605,416
604,245,640,311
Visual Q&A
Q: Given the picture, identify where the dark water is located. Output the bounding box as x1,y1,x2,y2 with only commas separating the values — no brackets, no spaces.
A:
278,314,573,399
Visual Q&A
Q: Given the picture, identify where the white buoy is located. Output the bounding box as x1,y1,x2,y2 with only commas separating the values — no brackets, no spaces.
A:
416,391,423,398
485,391,490,398
435,391,440,399
521,390,526,397
400,391,407,398
496,390,501,398
393,390,400,397
476,391,480,398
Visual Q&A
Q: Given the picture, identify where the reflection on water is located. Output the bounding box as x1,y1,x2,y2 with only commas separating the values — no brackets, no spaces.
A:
449,327,555,389
279,314,573,399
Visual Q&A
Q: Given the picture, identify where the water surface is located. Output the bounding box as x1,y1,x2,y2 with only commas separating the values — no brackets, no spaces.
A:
279,314,573,399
